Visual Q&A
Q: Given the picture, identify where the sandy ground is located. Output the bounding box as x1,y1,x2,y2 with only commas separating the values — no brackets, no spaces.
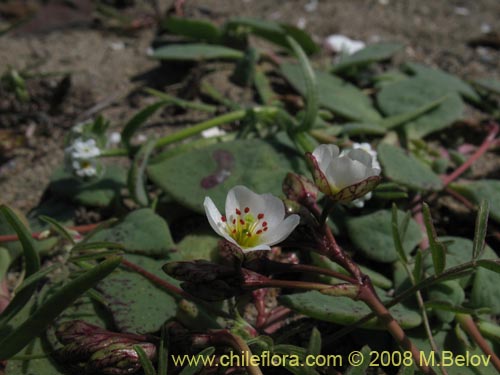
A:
0,0,499,212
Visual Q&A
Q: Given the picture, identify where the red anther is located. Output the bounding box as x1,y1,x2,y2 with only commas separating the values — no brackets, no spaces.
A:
244,207,250,213
221,216,227,222
257,213,264,220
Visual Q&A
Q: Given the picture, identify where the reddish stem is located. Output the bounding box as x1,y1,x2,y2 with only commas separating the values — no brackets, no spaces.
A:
261,306,293,332
442,122,499,186
252,289,268,328
358,281,434,374
285,262,358,284
120,258,188,298
456,314,500,372
120,258,231,319
411,195,429,250
0,223,99,243
444,187,476,210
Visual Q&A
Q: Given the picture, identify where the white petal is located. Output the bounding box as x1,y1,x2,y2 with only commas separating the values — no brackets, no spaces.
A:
312,144,339,173
327,157,369,189
224,186,241,218
261,214,300,245
258,193,286,228
227,186,264,214
86,139,97,147
203,197,229,240
242,244,272,252
347,148,372,167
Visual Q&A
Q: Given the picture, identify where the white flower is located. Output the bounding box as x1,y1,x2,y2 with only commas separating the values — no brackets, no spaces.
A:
204,186,300,251
72,159,98,178
108,132,122,145
340,143,380,208
67,138,101,160
307,144,381,202
201,127,226,138
71,122,86,134
324,35,365,55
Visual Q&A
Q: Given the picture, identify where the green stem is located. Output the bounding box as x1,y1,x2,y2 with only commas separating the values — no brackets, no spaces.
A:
155,110,246,148
213,331,264,375
100,109,248,157
401,262,447,374
292,131,315,153
144,87,217,113
286,36,318,132
100,148,129,157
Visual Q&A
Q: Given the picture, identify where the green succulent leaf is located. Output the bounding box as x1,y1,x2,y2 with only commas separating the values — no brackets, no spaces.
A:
346,209,422,263
162,16,221,43
225,17,319,55
427,280,465,323
90,208,174,257
281,63,381,123
378,143,443,191
97,254,179,334
152,43,243,61
332,42,404,73
49,166,127,208
279,291,421,329
452,180,500,224
472,78,500,96
377,76,464,138
403,62,481,103
148,139,306,213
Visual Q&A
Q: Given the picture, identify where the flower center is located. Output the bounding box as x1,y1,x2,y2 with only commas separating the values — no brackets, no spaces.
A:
221,207,268,248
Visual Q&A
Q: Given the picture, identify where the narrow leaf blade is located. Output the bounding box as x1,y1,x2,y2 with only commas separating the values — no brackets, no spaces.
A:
0,206,41,328
472,199,489,259
128,139,156,207
422,203,446,275
0,256,121,360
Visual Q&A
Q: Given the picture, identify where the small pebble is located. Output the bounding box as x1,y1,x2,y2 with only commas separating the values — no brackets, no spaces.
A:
304,0,318,13
296,17,307,29
454,7,470,16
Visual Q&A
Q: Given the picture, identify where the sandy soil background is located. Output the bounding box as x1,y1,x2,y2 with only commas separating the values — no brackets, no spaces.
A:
0,0,499,212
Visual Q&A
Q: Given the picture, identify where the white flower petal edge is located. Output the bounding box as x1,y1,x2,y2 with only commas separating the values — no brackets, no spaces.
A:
338,142,381,206
312,144,339,174
309,143,381,200
204,186,300,252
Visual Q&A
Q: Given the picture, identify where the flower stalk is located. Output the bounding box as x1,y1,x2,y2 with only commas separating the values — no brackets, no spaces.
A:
456,314,500,372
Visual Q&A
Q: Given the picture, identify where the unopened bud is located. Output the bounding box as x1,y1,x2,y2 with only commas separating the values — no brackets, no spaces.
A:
282,173,318,204
56,320,156,374
164,260,243,301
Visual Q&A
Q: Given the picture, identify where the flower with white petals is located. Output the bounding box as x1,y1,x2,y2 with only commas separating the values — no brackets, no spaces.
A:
67,138,101,160
306,144,381,202
340,142,381,207
108,132,122,145
72,159,99,178
324,35,365,55
204,186,300,251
